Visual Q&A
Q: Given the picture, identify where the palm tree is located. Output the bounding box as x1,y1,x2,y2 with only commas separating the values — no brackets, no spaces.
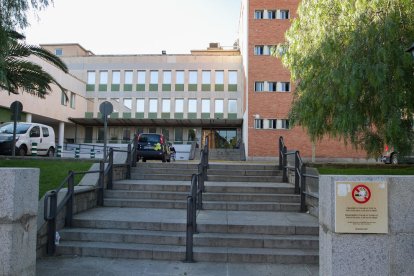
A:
0,25,68,98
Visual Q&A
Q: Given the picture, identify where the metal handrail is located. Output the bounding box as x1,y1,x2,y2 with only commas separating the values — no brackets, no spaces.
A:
185,143,208,262
43,140,136,255
278,136,319,212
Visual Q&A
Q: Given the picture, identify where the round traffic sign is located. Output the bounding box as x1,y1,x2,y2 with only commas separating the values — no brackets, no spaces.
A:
99,101,113,116
352,184,371,204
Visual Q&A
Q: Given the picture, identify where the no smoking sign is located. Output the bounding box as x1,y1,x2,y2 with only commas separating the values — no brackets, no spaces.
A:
352,184,371,204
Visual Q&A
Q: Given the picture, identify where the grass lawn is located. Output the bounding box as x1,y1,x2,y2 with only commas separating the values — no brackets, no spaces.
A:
0,159,94,199
313,163,414,175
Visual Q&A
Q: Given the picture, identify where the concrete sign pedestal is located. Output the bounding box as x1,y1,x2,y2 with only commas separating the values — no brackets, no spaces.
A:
0,168,39,276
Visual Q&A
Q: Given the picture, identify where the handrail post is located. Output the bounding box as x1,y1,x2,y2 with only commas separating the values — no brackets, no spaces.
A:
282,146,288,182
300,164,307,212
126,143,131,179
279,136,283,170
108,148,113,189
294,151,300,194
185,196,194,262
98,161,104,206
65,171,74,227
46,191,57,255
132,136,137,167
191,175,198,234
197,174,203,210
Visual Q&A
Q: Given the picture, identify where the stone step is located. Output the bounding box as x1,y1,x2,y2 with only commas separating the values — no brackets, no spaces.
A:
104,198,187,209
204,192,299,203
207,169,281,176
131,173,193,181
105,190,188,200
58,228,318,250
204,182,294,194
132,168,198,175
112,180,190,192
203,201,300,212
195,232,318,249
56,241,318,264
207,175,283,183
133,163,199,170
208,163,277,171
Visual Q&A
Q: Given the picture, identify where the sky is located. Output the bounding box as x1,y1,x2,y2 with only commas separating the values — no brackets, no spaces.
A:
24,0,242,55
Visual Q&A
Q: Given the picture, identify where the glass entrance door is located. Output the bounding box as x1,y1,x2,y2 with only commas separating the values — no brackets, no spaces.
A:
202,129,238,149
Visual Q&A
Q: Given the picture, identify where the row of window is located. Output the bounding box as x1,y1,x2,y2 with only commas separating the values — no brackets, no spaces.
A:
254,9,290,20
87,70,238,86
61,92,76,108
254,119,289,130
254,45,277,56
98,98,238,114
255,81,290,92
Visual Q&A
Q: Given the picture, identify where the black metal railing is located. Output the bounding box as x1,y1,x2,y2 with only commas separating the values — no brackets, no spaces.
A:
185,144,208,262
279,136,319,212
43,139,136,255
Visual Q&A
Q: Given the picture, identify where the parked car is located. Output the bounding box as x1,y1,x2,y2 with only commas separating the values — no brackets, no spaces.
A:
381,145,414,164
0,122,56,156
135,133,171,162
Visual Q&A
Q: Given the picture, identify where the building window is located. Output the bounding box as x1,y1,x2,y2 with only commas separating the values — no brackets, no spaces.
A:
254,10,263,19
269,119,277,129
255,82,264,92
150,71,158,84
70,92,76,108
125,71,133,84
136,99,145,112
61,91,67,106
189,71,197,84
279,82,290,92
176,71,184,84
280,119,290,129
137,71,146,84
149,99,157,113
215,99,224,113
268,10,276,19
188,99,197,113
55,48,63,56
123,98,132,110
112,71,120,84
99,71,108,84
87,71,95,84
202,71,211,84
229,71,237,84
268,82,277,92
163,71,171,84
162,99,171,112
175,99,184,113
202,99,210,113
254,45,264,55
254,119,264,129
228,100,237,113
215,71,224,84
279,10,290,19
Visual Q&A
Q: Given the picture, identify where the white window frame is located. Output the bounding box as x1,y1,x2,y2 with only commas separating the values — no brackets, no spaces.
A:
137,71,146,84
175,99,184,113
136,99,145,112
254,45,264,55
254,10,264,19
215,71,224,84
201,99,210,113
162,99,171,113
99,71,108,84
255,82,264,92
176,71,184,84
254,119,264,129
149,99,158,113
229,71,238,84
268,10,276,19
112,71,120,84
124,71,133,84
202,71,211,84
163,71,172,84
228,100,237,113
87,71,95,84
123,98,132,110
189,71,198,84
188,99,197,113
215,99,224,113
150,71,158,84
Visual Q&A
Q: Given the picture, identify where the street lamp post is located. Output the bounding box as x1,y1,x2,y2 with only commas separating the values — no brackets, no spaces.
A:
406,43,414,58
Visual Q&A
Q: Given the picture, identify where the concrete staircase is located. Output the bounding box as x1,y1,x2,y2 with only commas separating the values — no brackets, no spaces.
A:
208,149,243,161
56,162,319,264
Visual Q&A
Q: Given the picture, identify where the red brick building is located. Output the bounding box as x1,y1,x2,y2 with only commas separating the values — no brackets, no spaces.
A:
240,0,367,161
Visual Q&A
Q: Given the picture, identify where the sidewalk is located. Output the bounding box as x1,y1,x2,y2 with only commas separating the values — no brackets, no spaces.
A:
36,256,319,276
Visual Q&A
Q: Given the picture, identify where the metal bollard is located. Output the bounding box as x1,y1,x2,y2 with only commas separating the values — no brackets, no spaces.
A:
90,148,95,159
31,142,37,156
75,147,80,158
57,145,62,157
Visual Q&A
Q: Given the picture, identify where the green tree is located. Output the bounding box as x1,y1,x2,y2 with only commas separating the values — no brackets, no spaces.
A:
278,0,414,157
0,26,68,98
0,0,52,29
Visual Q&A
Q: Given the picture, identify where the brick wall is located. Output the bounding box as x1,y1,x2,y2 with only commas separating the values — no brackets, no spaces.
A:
247,0,367,159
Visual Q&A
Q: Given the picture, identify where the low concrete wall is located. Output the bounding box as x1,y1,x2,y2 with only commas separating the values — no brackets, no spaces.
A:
319,175,414,276
0,168,39,276
36,160,129,257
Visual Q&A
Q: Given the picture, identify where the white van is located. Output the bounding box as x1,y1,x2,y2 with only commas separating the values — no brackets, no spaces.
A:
0,122,56,156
